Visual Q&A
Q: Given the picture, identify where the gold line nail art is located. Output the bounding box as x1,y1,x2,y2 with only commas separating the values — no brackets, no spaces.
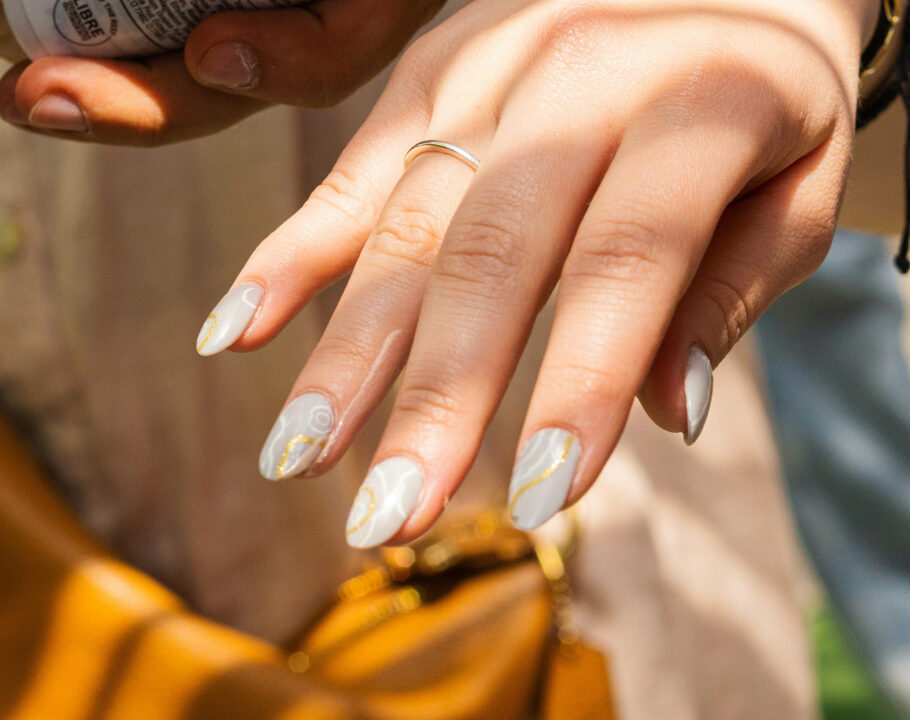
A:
276,434,329,478
509,435,574,517
345,458,423,548
259,393,335,481
196,283,262,357
345,486,376,536
196,313,217,352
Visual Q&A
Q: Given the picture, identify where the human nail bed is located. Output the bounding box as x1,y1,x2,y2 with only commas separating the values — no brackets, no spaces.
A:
508,428,581,531
196,282,262,356
196,41,259,90
683,345,713,445
259,393,335,480
29,94,87,133
346,457,423,549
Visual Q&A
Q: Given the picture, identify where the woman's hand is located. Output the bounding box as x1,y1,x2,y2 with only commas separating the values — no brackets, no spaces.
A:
0,0,444,145
201,0,877,546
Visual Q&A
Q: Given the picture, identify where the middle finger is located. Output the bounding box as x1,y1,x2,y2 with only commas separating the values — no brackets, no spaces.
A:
343,112,611,548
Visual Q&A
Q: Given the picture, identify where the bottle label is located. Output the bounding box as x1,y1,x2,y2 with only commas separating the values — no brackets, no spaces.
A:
19,0,300,57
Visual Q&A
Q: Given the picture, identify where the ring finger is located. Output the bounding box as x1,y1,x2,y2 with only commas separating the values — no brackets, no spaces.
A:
257,129,488,481
343,108,613,547
509,116,777,529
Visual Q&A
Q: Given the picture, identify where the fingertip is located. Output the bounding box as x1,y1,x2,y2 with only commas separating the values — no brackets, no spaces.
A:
640,324,716,445
638,343,689,436
190,39,261,93
344,456,427,549
186,8,356,106
185,11,281,98
683,345,713,445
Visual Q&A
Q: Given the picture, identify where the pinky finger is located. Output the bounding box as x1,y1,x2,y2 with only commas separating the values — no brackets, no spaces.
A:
638,136,849,444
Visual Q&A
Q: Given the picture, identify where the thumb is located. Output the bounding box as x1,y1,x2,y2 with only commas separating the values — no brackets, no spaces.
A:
185,0,445,106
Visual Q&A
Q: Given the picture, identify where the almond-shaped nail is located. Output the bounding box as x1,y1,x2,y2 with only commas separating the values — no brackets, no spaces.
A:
684,345,713,445
259,393,335,480
29,94,88,133
346,457,423,549
509,428,581,531
196,283,262,356
196,41,260,90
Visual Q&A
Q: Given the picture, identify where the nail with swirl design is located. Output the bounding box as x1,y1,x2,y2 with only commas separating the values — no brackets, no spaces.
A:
196,282,262,356
508,428,581,531
345,457,423,548
259,393,335,480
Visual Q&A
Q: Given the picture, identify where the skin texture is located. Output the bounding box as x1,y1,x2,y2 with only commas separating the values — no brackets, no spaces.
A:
2,0,879,542
0,0,445,144
211,0,879,543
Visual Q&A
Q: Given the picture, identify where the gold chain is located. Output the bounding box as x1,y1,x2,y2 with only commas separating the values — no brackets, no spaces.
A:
860,0,904,88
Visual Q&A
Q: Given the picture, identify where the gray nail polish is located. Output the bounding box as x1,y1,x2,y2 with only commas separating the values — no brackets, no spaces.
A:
345,457,423,549
259,393,335,480
508,428,581,531
196,283,262,356
683,345,713,445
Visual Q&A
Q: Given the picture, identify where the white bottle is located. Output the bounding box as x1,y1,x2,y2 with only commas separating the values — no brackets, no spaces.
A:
0,0,300,60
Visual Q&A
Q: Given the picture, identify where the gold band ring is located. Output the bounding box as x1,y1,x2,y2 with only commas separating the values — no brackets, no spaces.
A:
403,140,481,172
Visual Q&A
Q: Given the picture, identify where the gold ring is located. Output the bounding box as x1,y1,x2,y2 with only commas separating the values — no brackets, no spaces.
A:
403,140,481,172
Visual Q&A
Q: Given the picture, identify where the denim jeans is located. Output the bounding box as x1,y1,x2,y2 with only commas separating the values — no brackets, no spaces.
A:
757,228,910,715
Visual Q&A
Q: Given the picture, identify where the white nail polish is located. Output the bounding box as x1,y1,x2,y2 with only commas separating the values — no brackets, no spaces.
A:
196,283,262,356
684,345,713,445
508,428,581,531
346,457,422,549
259,393,335,480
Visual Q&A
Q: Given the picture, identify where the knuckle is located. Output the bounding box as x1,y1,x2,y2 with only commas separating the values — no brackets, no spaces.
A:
542,4,611,59
308,166,378,227
644,43,785,144
399,32,436,70
787,217,835,283
392,30,443,92
312,327,381,372
667,44,732,107
567,216,665,282
436,215,530,286
697,274,754,353
394,381,463,427
367,206,445,269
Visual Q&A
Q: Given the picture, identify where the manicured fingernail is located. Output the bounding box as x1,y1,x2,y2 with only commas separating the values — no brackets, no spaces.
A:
346,457,423,549
509,428,581,531
259,393,335,480
196,41,260,90
683,345,713,445
28,94,88,133
2,101,26,126
196,282,262,356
